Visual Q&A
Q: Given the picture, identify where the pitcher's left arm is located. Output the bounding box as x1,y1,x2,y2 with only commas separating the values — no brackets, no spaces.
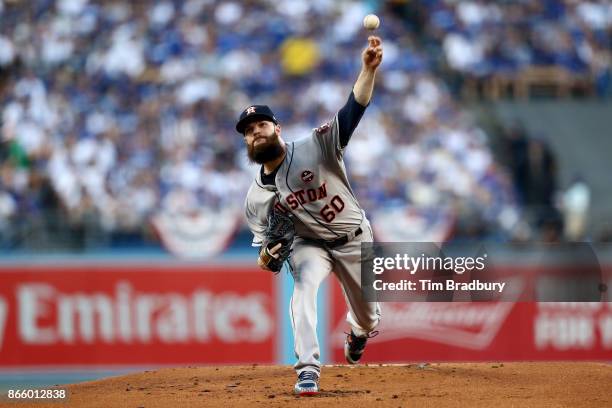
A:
337,36,383,148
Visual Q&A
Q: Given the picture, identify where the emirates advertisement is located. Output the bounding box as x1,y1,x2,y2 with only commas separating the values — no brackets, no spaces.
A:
0,265,278,367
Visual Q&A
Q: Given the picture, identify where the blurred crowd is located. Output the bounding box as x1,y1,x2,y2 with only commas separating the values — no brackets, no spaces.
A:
412,0,611,96
0,0,609,250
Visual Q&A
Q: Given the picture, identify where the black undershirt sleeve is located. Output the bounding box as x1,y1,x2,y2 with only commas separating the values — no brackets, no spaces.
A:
337,91,368,148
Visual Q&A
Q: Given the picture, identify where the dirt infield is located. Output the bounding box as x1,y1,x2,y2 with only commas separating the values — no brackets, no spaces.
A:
4,363,611,408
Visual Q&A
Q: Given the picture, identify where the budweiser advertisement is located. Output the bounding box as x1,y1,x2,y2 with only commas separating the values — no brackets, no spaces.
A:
330,279,612,362
0,264,277,368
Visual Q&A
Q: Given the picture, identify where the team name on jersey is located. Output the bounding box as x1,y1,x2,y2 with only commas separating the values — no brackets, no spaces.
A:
273,182,346,223
276,183,328,211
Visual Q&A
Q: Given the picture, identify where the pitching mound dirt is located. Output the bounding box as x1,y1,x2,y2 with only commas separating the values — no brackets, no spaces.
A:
5,363,611,408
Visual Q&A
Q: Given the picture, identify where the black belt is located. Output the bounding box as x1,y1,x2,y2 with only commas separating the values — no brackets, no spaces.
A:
312,227,362,249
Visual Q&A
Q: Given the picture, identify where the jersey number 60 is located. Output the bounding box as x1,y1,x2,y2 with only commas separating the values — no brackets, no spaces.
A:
320,195,345,222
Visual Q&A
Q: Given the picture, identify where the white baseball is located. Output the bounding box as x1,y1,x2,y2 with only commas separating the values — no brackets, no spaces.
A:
363,14,380,30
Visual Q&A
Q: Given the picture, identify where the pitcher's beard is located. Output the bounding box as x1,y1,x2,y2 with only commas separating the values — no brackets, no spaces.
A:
248,131,285,164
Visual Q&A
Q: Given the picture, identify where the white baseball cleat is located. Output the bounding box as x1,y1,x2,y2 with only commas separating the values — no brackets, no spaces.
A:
294,371,319,396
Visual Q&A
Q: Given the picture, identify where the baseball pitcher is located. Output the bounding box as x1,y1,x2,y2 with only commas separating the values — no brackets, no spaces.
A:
238,36,383,395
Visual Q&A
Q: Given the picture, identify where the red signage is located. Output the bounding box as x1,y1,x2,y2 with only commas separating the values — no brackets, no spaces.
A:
0,265,277,367
329,269,612,362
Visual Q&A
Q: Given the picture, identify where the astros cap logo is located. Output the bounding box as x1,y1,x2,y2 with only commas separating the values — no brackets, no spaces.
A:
245,106,256,115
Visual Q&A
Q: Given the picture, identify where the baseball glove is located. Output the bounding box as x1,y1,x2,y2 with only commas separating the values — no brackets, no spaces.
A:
258,209,295,273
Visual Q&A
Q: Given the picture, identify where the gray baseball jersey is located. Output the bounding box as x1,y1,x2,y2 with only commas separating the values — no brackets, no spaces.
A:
245,114,366,245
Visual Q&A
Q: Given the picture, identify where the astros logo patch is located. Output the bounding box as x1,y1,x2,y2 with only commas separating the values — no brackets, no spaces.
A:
315,122,330,134
245,106,256,115
301,170,314,183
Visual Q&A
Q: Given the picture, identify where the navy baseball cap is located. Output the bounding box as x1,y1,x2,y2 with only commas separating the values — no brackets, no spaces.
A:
235,105,278,134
